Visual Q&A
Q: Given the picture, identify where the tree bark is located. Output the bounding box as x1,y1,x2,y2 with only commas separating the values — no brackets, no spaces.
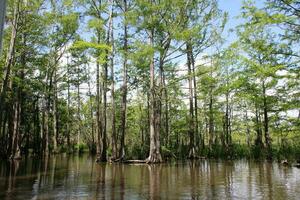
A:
224,92,230,148
67,56,71,151
146,29,162,163
245,107,250,147
44,97,50,156
208,60,214,151
119,0,128,160
52,72,58,153
96,59,102,160
87,72,94,151
163,69,169,148
10,100,21,159
77,63,81,152
191,52,200,152
186,42,196,158
254,104,263,148
99,25,109,163
262,81,271,159
108,0,117,160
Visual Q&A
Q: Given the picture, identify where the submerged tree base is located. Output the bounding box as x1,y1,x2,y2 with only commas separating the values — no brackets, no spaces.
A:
145,154,163,164
188,147,198,159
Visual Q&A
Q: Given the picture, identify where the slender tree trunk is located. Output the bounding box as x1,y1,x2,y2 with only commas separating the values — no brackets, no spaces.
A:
224,92,229,148
44,99,50,156
158,55,163,147
245,108,250,147
77,63,81,151
52,72,58,153
158,37,170,148
146,92,150,147
87,76,94,151
119,0,128,160
255,104,263,148
208,88,214,150
44,69,52,156
99,27,109,163
10,100,21,159
95,30,103,161
96,58,102,160
146,29,162,163
37,98,43,155
67,57,71,151
208,60,214,151
108,0,117,160
139,102,145,148
186,42,196,158
191,53,200,152
163,71,169,148
262,81,271,159
41,105,45,154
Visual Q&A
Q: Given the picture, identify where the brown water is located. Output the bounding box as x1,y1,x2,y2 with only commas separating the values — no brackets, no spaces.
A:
0,154,299,200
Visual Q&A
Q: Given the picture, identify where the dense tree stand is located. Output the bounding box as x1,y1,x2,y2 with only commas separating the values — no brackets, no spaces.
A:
0,0,299,163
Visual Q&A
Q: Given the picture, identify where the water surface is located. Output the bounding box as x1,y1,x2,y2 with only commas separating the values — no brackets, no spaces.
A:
0,154,299,199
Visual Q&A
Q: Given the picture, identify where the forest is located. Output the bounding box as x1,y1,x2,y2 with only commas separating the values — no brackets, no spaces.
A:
0,0,299,163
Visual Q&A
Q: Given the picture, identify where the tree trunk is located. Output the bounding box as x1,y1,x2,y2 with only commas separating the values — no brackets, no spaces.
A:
191,53,200,152
44,100,50,156
186,42,196,158
52,72,58,153
262,81,271,159
87,74,94,151
10,100,21,159
245,108,250,147
255,104,263,148
77,62,81,151
163,70,169,148
96,31,103,161
158,37,170,148
67,57,71,151
146,29,162,163
96,59,102,160
119,0,128,160
224,92,229,148
108,0,117,160
99,25,109,163
0,1,19,139
208,61,214,151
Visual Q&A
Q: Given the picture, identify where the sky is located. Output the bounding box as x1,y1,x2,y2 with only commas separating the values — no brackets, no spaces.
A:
218,0,265,44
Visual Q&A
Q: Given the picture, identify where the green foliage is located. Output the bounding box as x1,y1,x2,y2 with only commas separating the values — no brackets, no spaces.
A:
0,0,299,162
72,40,111,51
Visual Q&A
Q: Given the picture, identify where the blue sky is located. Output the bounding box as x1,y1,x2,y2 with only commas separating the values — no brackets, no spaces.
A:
219,0,265,44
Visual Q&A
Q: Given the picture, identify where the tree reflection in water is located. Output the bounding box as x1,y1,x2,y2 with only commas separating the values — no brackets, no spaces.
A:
0,154,300,199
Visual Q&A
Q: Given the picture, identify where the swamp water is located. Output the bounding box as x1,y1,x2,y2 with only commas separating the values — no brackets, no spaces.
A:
0,154,299,199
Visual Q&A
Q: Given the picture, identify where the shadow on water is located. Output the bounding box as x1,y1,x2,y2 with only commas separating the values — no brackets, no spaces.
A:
0,155,300,199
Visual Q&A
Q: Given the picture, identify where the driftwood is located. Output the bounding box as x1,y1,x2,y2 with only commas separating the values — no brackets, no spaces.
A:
109,157,165,164
122,160,147,164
